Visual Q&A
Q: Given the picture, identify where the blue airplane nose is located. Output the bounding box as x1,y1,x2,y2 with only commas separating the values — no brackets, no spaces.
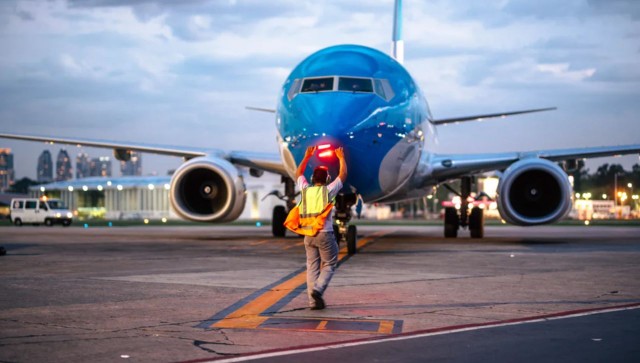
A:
292,92,381,137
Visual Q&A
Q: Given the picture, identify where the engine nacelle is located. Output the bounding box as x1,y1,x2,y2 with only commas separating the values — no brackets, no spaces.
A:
497,158,572,226
169,157,246,223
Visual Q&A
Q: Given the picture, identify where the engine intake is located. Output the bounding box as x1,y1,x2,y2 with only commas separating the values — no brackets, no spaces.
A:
169,157,246,222
497,158,572,226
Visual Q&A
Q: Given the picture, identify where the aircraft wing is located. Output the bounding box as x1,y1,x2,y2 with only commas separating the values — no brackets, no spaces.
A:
0,132,287,176
430,143,640,181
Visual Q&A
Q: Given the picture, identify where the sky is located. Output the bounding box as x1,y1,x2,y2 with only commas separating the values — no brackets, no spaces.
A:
1,0,639,180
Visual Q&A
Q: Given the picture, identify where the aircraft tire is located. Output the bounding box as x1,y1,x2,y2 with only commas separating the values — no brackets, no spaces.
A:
272,206,287,237
347,225,357,255
444,207,458,238
469,207,484,239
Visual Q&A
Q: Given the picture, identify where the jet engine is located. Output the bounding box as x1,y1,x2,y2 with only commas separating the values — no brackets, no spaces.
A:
169,157,246,222
496,158,572,226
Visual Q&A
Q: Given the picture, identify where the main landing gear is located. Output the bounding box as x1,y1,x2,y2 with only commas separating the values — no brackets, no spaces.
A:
443,176,484,239
268,176,298,238
333,193,358,255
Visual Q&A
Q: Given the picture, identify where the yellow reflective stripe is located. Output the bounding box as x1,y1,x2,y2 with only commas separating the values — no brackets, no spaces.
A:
302,186,329,215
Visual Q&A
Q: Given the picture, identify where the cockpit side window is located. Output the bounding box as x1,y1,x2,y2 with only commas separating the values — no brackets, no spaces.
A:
287,79,301,101
338,77,373,93
301,77,334,93
375,79,395,101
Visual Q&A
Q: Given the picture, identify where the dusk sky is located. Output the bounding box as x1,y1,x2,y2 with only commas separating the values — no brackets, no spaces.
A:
1,0,639,180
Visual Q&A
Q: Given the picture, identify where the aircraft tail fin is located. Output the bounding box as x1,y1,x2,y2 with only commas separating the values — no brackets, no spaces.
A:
391,0,404,64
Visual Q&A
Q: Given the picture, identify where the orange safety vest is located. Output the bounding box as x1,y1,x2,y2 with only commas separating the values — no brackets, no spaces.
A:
284,185,334,236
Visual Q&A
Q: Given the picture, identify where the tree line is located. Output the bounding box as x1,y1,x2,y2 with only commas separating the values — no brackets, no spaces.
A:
571,163,640,197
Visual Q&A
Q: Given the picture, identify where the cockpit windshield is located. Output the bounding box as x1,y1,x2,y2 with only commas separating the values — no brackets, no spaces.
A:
301,77,334,92
338,77,373,93
290,75,394,101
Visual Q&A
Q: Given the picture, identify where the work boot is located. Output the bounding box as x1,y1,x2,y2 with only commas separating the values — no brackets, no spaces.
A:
310,290,325,310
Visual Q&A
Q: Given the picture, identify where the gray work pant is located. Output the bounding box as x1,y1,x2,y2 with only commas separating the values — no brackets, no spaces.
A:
304,231,339,305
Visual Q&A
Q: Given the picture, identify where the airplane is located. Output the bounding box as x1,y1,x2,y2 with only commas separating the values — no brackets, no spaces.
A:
2,0,640,255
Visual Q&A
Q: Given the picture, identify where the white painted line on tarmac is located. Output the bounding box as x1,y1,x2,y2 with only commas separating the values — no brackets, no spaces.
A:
197,303,640,363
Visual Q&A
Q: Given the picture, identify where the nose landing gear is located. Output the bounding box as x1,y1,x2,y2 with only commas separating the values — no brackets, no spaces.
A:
333,193,358,255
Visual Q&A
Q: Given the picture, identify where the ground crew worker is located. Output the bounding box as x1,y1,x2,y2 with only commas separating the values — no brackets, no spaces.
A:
295,145,347,310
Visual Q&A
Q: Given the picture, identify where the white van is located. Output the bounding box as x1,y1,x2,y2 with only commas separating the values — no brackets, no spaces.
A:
10,198,73,227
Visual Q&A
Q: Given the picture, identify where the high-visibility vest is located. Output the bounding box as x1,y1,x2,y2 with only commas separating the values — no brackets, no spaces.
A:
283,185,334,236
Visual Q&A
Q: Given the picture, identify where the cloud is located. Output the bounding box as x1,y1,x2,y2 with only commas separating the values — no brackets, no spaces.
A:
1,0,639,179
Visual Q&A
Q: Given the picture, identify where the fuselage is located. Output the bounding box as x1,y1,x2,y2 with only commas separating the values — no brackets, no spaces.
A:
276,45,434,202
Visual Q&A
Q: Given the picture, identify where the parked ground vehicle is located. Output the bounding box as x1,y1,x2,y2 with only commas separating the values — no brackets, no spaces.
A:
10,198,73,226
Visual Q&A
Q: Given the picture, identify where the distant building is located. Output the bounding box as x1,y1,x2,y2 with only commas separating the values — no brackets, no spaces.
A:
76,152,91,179
37,150,53,183
56,149,73,181
89,156,112,177
120,152,142,176
0,148,15,192
29,172,284,221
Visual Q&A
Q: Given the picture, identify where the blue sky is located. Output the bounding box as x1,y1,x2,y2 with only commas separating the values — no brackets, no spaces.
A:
1,0,639,179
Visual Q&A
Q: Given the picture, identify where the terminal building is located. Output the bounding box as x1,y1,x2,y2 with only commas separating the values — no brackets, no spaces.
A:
29,172,285,221
0,148,15,192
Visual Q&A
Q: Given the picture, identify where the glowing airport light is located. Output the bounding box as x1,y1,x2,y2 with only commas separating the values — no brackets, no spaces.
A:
117,185,123,191
40,186,45,192
82,185,88,191
144,219,149,224
97,185,103,191
628,183,633,188
602,194,607,199
68,186,74,192
107,181,112,186
164,184,170,190
575,193,580,199
161,218,167,223
148,184,155,190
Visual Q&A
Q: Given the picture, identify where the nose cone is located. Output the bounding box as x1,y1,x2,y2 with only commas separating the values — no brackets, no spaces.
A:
292,92,381,137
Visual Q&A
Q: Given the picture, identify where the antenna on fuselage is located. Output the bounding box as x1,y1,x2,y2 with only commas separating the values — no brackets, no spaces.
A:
391,0,404,64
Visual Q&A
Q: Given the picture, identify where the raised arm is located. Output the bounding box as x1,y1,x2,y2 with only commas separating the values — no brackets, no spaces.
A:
334,147,347,182
296,146,317,179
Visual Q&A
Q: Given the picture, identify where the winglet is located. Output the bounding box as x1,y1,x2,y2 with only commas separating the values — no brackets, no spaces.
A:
391,0,404,64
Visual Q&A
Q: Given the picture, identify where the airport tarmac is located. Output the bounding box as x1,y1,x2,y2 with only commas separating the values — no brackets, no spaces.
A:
1,224,639,362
